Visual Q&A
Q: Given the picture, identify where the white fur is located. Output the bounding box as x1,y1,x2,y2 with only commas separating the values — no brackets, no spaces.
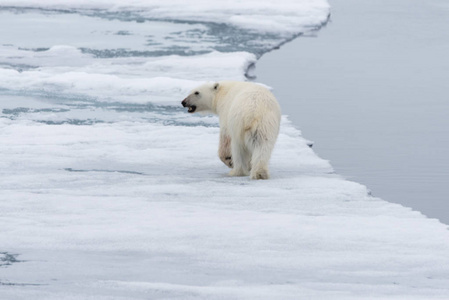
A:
182,81,281,179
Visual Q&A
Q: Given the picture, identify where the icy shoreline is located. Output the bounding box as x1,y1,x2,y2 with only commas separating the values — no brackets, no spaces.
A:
2,113,449,299
1,1,449,299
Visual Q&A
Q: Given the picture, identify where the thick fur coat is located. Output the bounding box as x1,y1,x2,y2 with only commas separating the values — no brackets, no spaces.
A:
182,81,281,179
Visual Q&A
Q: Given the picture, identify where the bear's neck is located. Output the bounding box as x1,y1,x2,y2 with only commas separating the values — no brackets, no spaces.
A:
212,87,227,116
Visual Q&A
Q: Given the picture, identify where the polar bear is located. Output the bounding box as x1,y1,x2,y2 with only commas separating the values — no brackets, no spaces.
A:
181,81,281,180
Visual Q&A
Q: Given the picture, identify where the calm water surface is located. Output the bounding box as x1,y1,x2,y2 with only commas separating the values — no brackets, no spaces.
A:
256,0,449,224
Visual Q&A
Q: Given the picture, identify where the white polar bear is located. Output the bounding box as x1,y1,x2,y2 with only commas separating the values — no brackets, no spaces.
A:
182,81,281,180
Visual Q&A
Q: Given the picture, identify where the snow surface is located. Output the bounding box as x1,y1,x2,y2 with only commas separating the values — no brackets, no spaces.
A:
0,0,330,35
1,1,449,299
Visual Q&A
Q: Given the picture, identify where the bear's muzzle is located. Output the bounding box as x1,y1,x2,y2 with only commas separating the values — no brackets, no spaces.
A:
181,98,196,113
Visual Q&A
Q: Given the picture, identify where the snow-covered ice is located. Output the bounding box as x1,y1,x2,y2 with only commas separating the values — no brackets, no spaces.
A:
1,1,449,299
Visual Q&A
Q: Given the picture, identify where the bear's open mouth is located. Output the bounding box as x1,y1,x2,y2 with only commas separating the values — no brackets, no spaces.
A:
187,105,196,113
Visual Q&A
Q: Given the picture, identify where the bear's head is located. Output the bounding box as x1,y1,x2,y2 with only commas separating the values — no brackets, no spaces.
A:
182,82,219,114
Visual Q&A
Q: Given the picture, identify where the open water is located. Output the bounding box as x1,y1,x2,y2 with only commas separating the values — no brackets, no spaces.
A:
256,0,449,224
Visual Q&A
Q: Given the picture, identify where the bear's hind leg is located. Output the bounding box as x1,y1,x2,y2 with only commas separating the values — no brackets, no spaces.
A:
249,142,273,180
228,141,250,177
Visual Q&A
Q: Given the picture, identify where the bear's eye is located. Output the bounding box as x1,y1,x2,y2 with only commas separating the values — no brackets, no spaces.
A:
194,91,199,95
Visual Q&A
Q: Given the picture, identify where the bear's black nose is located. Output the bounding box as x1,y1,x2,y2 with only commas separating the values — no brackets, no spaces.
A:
181,99,187,107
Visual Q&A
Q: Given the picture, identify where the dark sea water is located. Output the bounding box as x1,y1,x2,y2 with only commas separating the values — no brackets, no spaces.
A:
256,0,449,224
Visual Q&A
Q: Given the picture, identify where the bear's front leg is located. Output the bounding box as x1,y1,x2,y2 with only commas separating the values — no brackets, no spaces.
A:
218,131,233,168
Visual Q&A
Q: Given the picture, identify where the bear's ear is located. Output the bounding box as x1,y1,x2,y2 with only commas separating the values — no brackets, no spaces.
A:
213,82,219,90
